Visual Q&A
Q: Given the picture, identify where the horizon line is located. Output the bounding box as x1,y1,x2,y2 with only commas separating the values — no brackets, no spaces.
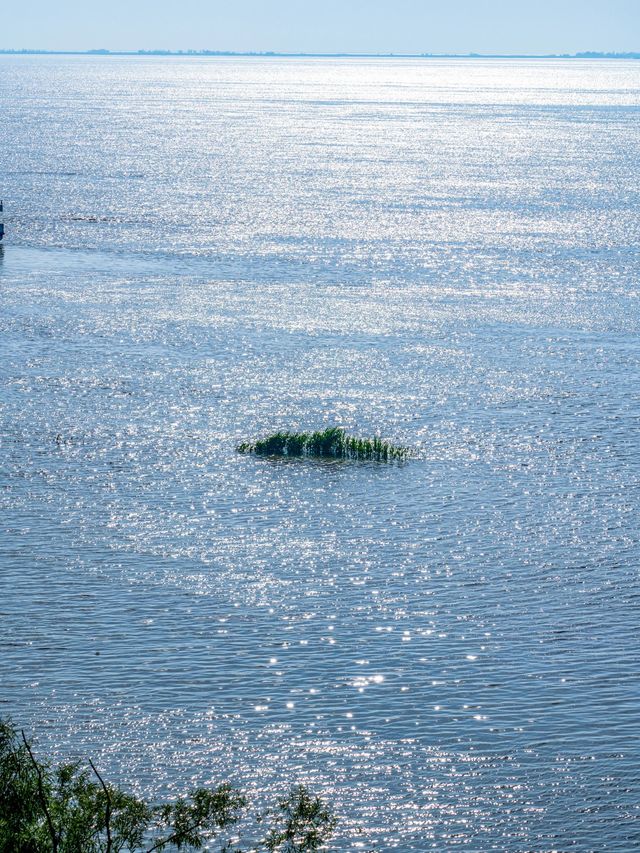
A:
1,49,639,60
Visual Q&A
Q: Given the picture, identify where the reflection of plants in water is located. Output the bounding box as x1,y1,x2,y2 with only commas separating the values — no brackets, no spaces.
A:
238,427,409,462
0,718,336,852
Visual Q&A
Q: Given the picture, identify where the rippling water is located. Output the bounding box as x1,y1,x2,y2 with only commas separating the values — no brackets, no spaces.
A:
1,56,639,851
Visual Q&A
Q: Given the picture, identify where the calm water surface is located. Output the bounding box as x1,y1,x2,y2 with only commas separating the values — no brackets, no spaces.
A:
1,56,639,851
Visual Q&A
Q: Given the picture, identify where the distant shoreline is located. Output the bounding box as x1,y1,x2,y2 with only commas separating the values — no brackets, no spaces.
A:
0,49,639,59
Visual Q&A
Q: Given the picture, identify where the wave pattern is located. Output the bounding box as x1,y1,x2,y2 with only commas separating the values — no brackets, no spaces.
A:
1,56,639,851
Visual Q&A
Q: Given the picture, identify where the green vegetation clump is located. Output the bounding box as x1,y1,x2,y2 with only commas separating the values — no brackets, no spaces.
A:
0,718,335,852
237,427,409,462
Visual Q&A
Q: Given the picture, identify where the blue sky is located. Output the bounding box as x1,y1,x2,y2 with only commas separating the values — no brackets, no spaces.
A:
3,0,639,54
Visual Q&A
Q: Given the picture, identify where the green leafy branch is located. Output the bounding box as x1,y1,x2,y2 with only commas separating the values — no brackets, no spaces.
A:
0,719,336,853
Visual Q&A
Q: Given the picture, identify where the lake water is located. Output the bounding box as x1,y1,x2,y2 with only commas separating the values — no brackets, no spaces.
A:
1,56,639,851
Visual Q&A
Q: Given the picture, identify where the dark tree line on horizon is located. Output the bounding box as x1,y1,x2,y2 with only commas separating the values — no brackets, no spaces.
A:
1,48,639,58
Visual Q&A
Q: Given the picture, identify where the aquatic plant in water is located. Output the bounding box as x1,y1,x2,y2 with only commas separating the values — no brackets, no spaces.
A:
237,427,409,462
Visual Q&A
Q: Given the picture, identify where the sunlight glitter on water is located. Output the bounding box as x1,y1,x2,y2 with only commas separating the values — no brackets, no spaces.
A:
1,56,640,850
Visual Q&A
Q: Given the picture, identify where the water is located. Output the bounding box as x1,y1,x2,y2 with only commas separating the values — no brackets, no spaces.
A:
1,56,639,850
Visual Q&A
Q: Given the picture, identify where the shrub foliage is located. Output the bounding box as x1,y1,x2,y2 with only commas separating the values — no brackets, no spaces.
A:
0,719,335,852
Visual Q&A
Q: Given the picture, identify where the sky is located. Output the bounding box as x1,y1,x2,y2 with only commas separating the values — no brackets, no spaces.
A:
3,0,639,55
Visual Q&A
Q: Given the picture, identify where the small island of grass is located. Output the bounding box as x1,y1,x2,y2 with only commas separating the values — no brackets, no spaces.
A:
237,426,409,462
